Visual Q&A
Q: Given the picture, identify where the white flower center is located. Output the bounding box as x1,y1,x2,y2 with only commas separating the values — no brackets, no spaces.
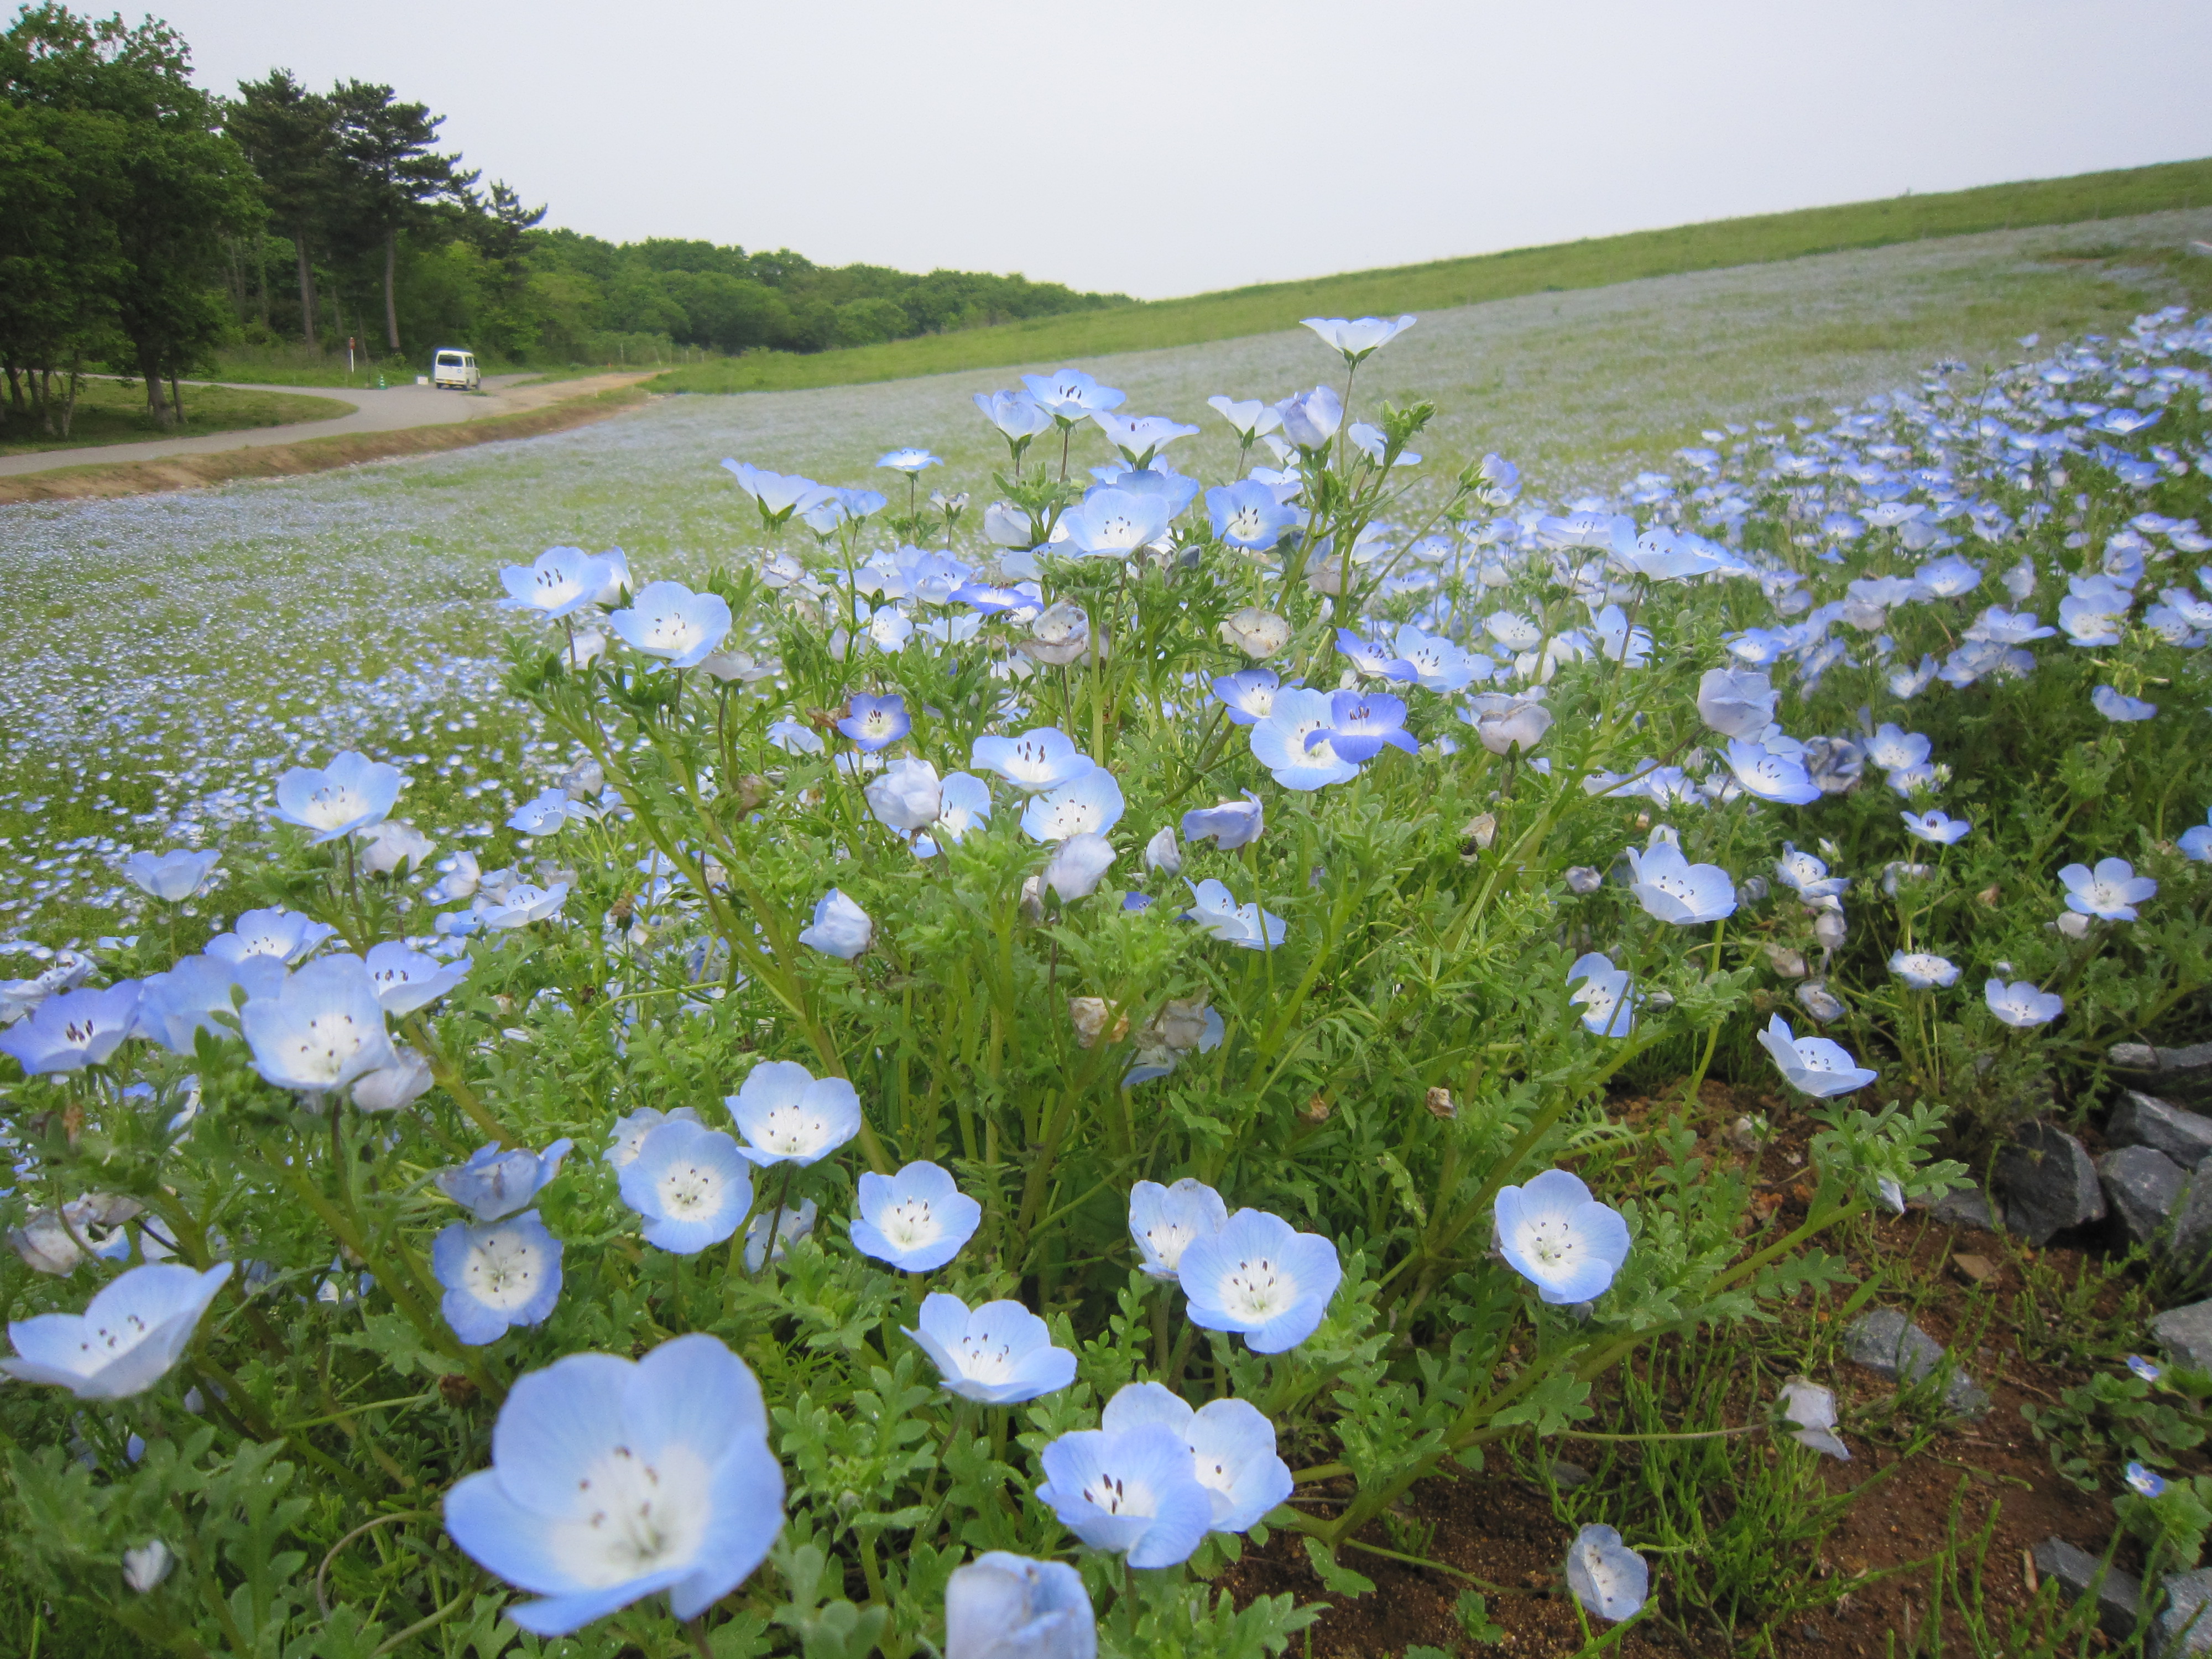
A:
1522,1217,1582,1271
462,1227,547,1312
879,1197,942,1250
1079,1468,1159,1518
291,1011,370,1083
758,1104,823,1156
656,1160,731,1219
302,784,370,830
549,1442,711,1589
76,1310,154,1364
643,611,700,652
1143,1221,1198,1271
952,1331,1016,1383
1219,1254,1296,1321
1227,506,1267,540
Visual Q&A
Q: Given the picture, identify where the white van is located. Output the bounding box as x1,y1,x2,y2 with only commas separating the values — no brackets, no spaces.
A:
431,348,481,390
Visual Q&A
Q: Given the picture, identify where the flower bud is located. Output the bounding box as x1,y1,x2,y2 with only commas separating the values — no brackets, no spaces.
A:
1425,1086,1457,1120
1144,825,1182,876
1460,814,1497,855
1067,997,1127,1049
1219,606,1291,658
1301,1091,1333,1124
1812,908,1848,950
1765,945,1808,978
123,1540,173,1593
1564,866,1603,895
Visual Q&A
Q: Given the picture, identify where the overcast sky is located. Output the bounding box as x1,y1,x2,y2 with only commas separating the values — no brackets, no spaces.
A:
152,0,2212,301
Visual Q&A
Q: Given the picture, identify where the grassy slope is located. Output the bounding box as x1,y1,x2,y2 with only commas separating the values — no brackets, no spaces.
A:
649,156,2212,395
0,379,351,456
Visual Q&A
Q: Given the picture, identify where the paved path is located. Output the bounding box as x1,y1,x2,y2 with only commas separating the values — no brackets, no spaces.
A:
0,371,658,478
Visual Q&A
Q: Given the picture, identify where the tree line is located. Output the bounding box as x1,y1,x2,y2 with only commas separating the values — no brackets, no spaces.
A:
0,3,1125,434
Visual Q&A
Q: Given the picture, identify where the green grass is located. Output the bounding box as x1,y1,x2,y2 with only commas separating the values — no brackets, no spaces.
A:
648,155,2212,395
0,377,352,455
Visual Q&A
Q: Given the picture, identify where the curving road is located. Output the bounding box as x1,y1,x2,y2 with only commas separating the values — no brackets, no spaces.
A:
0,371,658,478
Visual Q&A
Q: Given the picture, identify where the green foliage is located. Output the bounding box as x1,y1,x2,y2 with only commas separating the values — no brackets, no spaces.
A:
2022,1367,2212,1492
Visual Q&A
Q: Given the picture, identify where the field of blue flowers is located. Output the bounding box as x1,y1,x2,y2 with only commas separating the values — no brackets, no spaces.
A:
3,295,2211,1659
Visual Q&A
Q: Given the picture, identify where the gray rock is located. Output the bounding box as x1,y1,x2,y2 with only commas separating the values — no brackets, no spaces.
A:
2157,1566,2212,1657
2113,1042,2212,1108
1929,1180,2000,1230
2151,1300,2212,1373
2101,1145,2190,1247
2171,1180,2212,1268
1546,1460,1592,1489
2033,1536,2141,1639
1841,1308,1991,1416
1995,1124,2107,1244
2111,1092,2212,1168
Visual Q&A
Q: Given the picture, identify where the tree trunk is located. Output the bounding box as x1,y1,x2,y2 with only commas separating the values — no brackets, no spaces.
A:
140,345,174,430
295,229,317,348
3,361,21,415
33,368,53,435
169,374,184,421
58,364,81,439
383,228,401,352
257,230,270,330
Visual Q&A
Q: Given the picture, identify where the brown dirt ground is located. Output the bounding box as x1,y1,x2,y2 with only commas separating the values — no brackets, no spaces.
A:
0,382,651,505
1214,1080,2165,1657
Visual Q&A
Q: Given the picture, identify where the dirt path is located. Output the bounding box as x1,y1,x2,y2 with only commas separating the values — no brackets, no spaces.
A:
0,371,658,480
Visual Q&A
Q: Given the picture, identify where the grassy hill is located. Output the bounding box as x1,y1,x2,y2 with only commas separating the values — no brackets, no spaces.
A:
649,155,2212,395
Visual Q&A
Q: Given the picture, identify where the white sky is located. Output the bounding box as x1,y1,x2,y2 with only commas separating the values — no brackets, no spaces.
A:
156,0,2212,301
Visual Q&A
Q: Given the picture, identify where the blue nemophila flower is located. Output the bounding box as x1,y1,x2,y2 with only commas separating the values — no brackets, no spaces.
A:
945,1552,1096,1659
2060,857,2157,921
442,1333,784,1637
1058,486,1172,559
1182,878,1286,951
726,1059,862,1167
477,883,568,930
1094,411,1199,467
1566,1524,1650,1623
2126,1462,2167,1498
865,755,942,834
1021,770,1125,843
1494,1169,1631,1303
1207,394,1282,440
802,485,886,534
1625,839,1736,926
122,1541,172,1593
877,447,942,474
363,941,467,1014
1392,624,1491,693
1036,1422,1213,1568
1206,480,1300,549
1182,792,1264,851
432,1211,564,1345
609,581,732,669
1889,951,1960,989
604,1106,700,1168
1775,843,1848,900
2127,1354,2164,1384
972,727,1094,792
1212,669,1286,726
1567,952,1637,1038
619,1119,753,1254
918,773,994,857
906,1292,1076,1405
273,750,402,842
799,889,874,959
2091,685,2158,722
1129,1178,1229,1279
1318,691,1416,763
507,789,572,836
850,1161,982,1272
2182,807,2212,863
122,848,220,902
722,460,830,526
1610,521,1726,582
1220,606,1292,658
1301,314,1415,364
1178,1208,1342,1353
1460,690,1554,757
1987,978,2063,1027
1780,1378,1850,1460
1724,738,1822,805
0,982,141,1074
1757,1015,1877,1097
499,547,614,620
135,956,238,1053
1694,669,1777,739
838,693,911,752
1044,832,1117,901
438,1139,575,1222
973,389,1054,447
1020,368,1124,423
1902,809,1971,845
1,1261,232,1400
1101,1381,1293,1534
240,957,395,1093
1251,687,1361,790
206,906,332,967
744,1201,816,1272
1274,384,1342,448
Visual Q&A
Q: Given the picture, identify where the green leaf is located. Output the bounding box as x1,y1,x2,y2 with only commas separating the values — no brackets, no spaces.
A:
1301,1537,1376,1599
